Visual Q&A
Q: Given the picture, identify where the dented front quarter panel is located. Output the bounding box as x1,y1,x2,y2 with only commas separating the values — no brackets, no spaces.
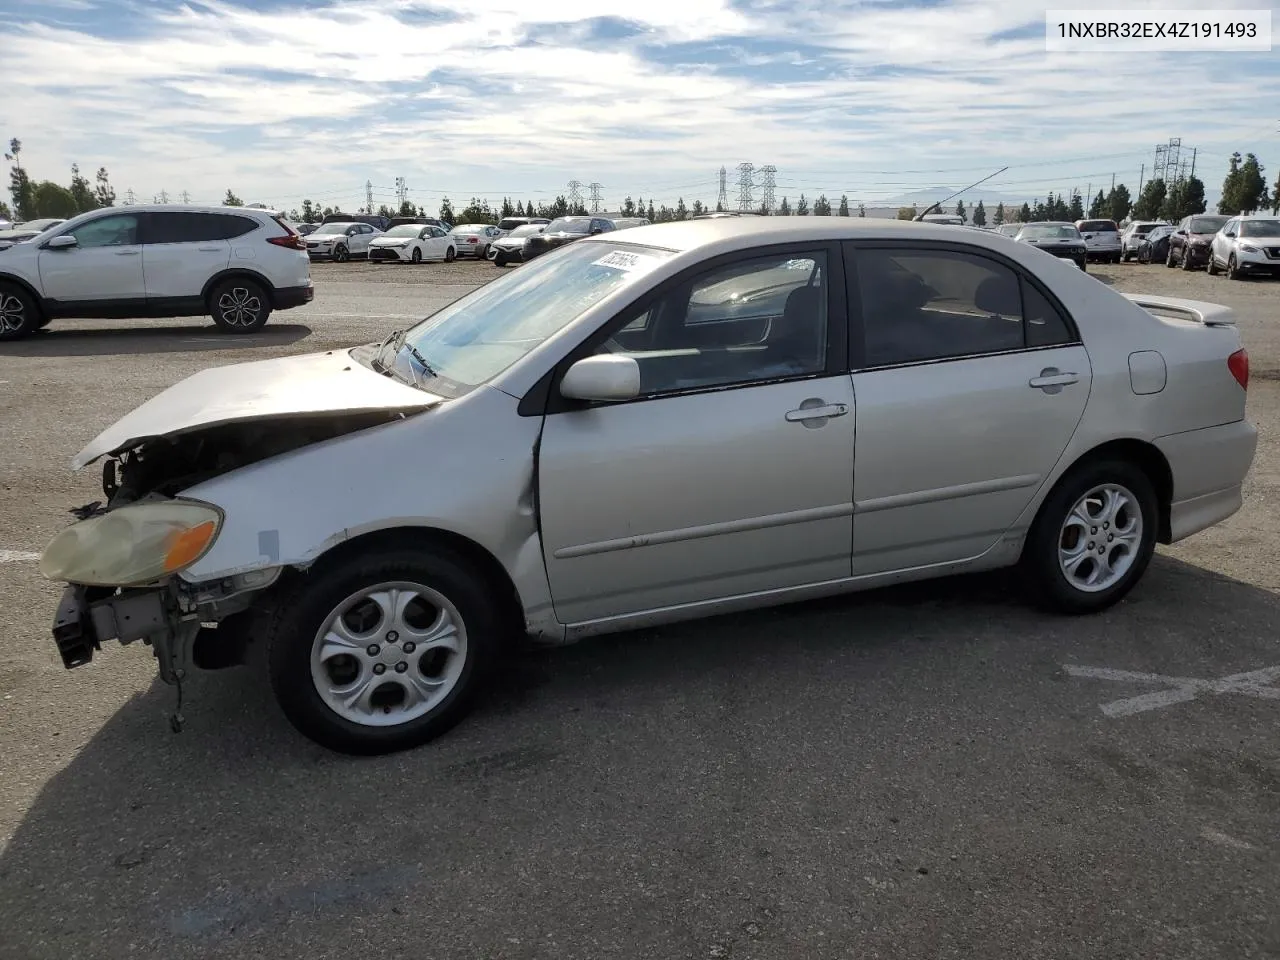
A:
175,385,561,641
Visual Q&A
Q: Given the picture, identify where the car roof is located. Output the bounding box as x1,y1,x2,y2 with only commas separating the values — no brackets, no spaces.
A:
582,216,1077,257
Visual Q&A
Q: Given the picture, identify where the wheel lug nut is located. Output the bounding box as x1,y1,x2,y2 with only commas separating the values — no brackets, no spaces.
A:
386,630,399,643
1091,527,1098,534
402,642,416,654
394,662,408,673
367,644,380,656
373,663,386,675
1108,534,1114,542
1088,542,1095,549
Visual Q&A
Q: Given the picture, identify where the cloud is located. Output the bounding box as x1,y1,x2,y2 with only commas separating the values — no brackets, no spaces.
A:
1,0,1277,212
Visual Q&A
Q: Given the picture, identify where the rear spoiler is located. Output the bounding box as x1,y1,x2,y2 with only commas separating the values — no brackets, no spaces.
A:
1122,293,1237,327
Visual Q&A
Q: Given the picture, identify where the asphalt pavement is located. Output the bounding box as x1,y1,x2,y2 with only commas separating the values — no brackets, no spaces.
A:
1,258,1278,960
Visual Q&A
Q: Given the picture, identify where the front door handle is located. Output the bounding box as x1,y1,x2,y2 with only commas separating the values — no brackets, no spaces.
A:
114,249,140,256
197,246,223,252
1029,368,1079,392
785,400,849,425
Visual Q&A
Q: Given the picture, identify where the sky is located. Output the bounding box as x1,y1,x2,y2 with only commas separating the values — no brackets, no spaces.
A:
2,0,1278,216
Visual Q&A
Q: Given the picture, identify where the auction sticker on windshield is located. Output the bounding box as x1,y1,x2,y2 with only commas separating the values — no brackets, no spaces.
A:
592,250,665,276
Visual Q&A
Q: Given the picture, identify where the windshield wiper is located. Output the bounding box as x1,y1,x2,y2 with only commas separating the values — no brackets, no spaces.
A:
401,341,437,379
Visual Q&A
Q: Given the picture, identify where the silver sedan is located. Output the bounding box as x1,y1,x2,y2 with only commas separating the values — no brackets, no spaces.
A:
39,219,1258,754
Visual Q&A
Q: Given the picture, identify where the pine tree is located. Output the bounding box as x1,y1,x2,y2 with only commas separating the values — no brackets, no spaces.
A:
647,200,655,221
223,189,242,206
1218,152,1243,214
993,202,1004,226
972,200,986,227
69,163,97,213
439,197,455,223
93,167,115,208
675,197,688,220
778,197,791,216
813,194,831,216
1019,202,1032,222
1106,184,1132,222
796,193,809,216
858,203,865,217
954,200,966,221
838,194,850,216
1068,191,1084,221
1089,190,1107,219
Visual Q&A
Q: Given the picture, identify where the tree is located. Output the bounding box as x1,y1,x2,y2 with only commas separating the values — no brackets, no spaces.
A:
636,197,645,217
300,199,316,222
31,181,78,218
6,138,35,220
1218,152,1242,213
993,202,1005,226
223,189,243,206
459,197,496,224
1132,178,1166,220
439,197,455,223
1273,169,1280,215
1237,153,1270,213
1018,202,1032,222
1162,176,1206,221
501,198,514,218
778,196,791,216
973,200,987,227
796,193,810,216
647,200,655,221
376,204,394,218
813,194,831,216
955,199,966,222
93,167,115,208
1106,183,1132,222
838,194,850,216
858,203,866,217
622,196,635,217
69,163,97,213
1067,191,1084,222
691,199,705,217
674,197,688,220
398,200,417,217
526,200,536,218
897,206,915,220
0,200,10,221
1088,189,1107,219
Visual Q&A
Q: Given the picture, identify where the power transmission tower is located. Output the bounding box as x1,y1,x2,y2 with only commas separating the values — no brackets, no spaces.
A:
736,162,754,212
365,180,373,213
716,166,728,211
759,165,777,213
125,188,135,205
567,180,583,209
156,190,169,204
181,190,190,203
588,182,603,213
395,177,407,209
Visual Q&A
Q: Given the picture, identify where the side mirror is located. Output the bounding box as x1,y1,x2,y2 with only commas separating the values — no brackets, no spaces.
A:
45,235,77,250
560,355,640,403
1225,231,1237,239
590,228,603,235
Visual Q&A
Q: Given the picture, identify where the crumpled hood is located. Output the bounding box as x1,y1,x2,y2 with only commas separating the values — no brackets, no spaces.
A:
72,349,443,470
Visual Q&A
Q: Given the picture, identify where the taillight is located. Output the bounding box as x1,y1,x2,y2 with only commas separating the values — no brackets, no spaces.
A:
467,237,478,243
268,217,307,250
1228,348,1249,390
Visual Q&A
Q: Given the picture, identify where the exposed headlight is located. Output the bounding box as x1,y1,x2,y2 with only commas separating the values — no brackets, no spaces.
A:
1240,244,1260,254
39,500,223,586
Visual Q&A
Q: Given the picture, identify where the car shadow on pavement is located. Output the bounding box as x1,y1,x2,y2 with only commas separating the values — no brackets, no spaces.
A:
3,554,1279,958
0,324,313,358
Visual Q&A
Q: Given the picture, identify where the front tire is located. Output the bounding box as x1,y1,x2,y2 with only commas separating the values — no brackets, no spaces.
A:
1227,254,1241,280
210,278,272,332
333,244,350,263
267,547,501,755
1207,254,1220,275
411,248,422,264
445,246,456,263
493,252,507,267
1020,459,1158,614
1181,246,1195,270
0,283,41,341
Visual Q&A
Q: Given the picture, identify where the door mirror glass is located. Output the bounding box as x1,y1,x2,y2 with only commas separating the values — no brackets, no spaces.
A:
45,235,78,250
560,355,641,402
1225,231,1236,238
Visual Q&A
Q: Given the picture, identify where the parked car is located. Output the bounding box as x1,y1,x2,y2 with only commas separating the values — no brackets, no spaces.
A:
1013,221,1088,270
522,216,616,260
0,205,312,340
320,213,389,232
1120,221,1163,261
305,221,383,262
367,223,457,264
920,214,966,225
488,223,545,266
1207,215,1280,279
0,228,47,252
1074,219,1121,263
611,218,652,230
1137,224,1175,264
449,224,500,259
290,222,319,237
1167,214,1229,270
14,217,66,234
37,218,1256,754
387,216,450,231
495,216,550,239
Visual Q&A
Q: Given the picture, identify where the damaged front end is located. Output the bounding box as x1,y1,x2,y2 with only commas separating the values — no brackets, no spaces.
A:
44,411,409,729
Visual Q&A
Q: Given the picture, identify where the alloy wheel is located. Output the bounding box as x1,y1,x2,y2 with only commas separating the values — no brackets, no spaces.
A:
1058,483,1143,593
310,581,468,727
0,293,27,333
216,286,263,328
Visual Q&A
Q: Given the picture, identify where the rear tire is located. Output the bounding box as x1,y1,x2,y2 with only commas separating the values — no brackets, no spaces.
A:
0,282,41,341
210,278,272,332
1020,458,1158,615
333,244,350,263
266,546,502,754
445,246,456,263
411,248,422,264
1207,254,1219,275
1181,247,1195,270
1227,254,1241,280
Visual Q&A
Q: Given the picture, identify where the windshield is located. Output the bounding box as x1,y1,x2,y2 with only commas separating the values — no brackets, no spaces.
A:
507,225,543,238
1239,220,1280,238
1189,216,1228,234
317,223,354,234
1131,223,1158,235
384,224,423,237
1077,220,1117,232
452,224,487,234
546,218,591,234
1019,224,1080,240
1149,225,1173,238
385,242,672,393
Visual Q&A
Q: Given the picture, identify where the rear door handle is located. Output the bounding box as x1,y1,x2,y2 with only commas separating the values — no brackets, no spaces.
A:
785,401,849,423
198,246,223,252
114,249,140,256
1029,368,1079,391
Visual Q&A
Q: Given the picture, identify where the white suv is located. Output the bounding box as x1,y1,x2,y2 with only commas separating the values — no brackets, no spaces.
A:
0,205,313,341
1208,215,1280,280
1074,218,1122,263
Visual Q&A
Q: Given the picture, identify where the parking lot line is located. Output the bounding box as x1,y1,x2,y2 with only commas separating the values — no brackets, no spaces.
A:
1065,664,1280,716
0,550,40,563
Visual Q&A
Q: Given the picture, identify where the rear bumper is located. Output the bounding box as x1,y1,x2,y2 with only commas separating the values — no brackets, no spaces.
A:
1157,419,1258,542
273,282,314,310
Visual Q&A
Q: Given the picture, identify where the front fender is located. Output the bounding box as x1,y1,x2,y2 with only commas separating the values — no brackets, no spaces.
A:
176,385,555,629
